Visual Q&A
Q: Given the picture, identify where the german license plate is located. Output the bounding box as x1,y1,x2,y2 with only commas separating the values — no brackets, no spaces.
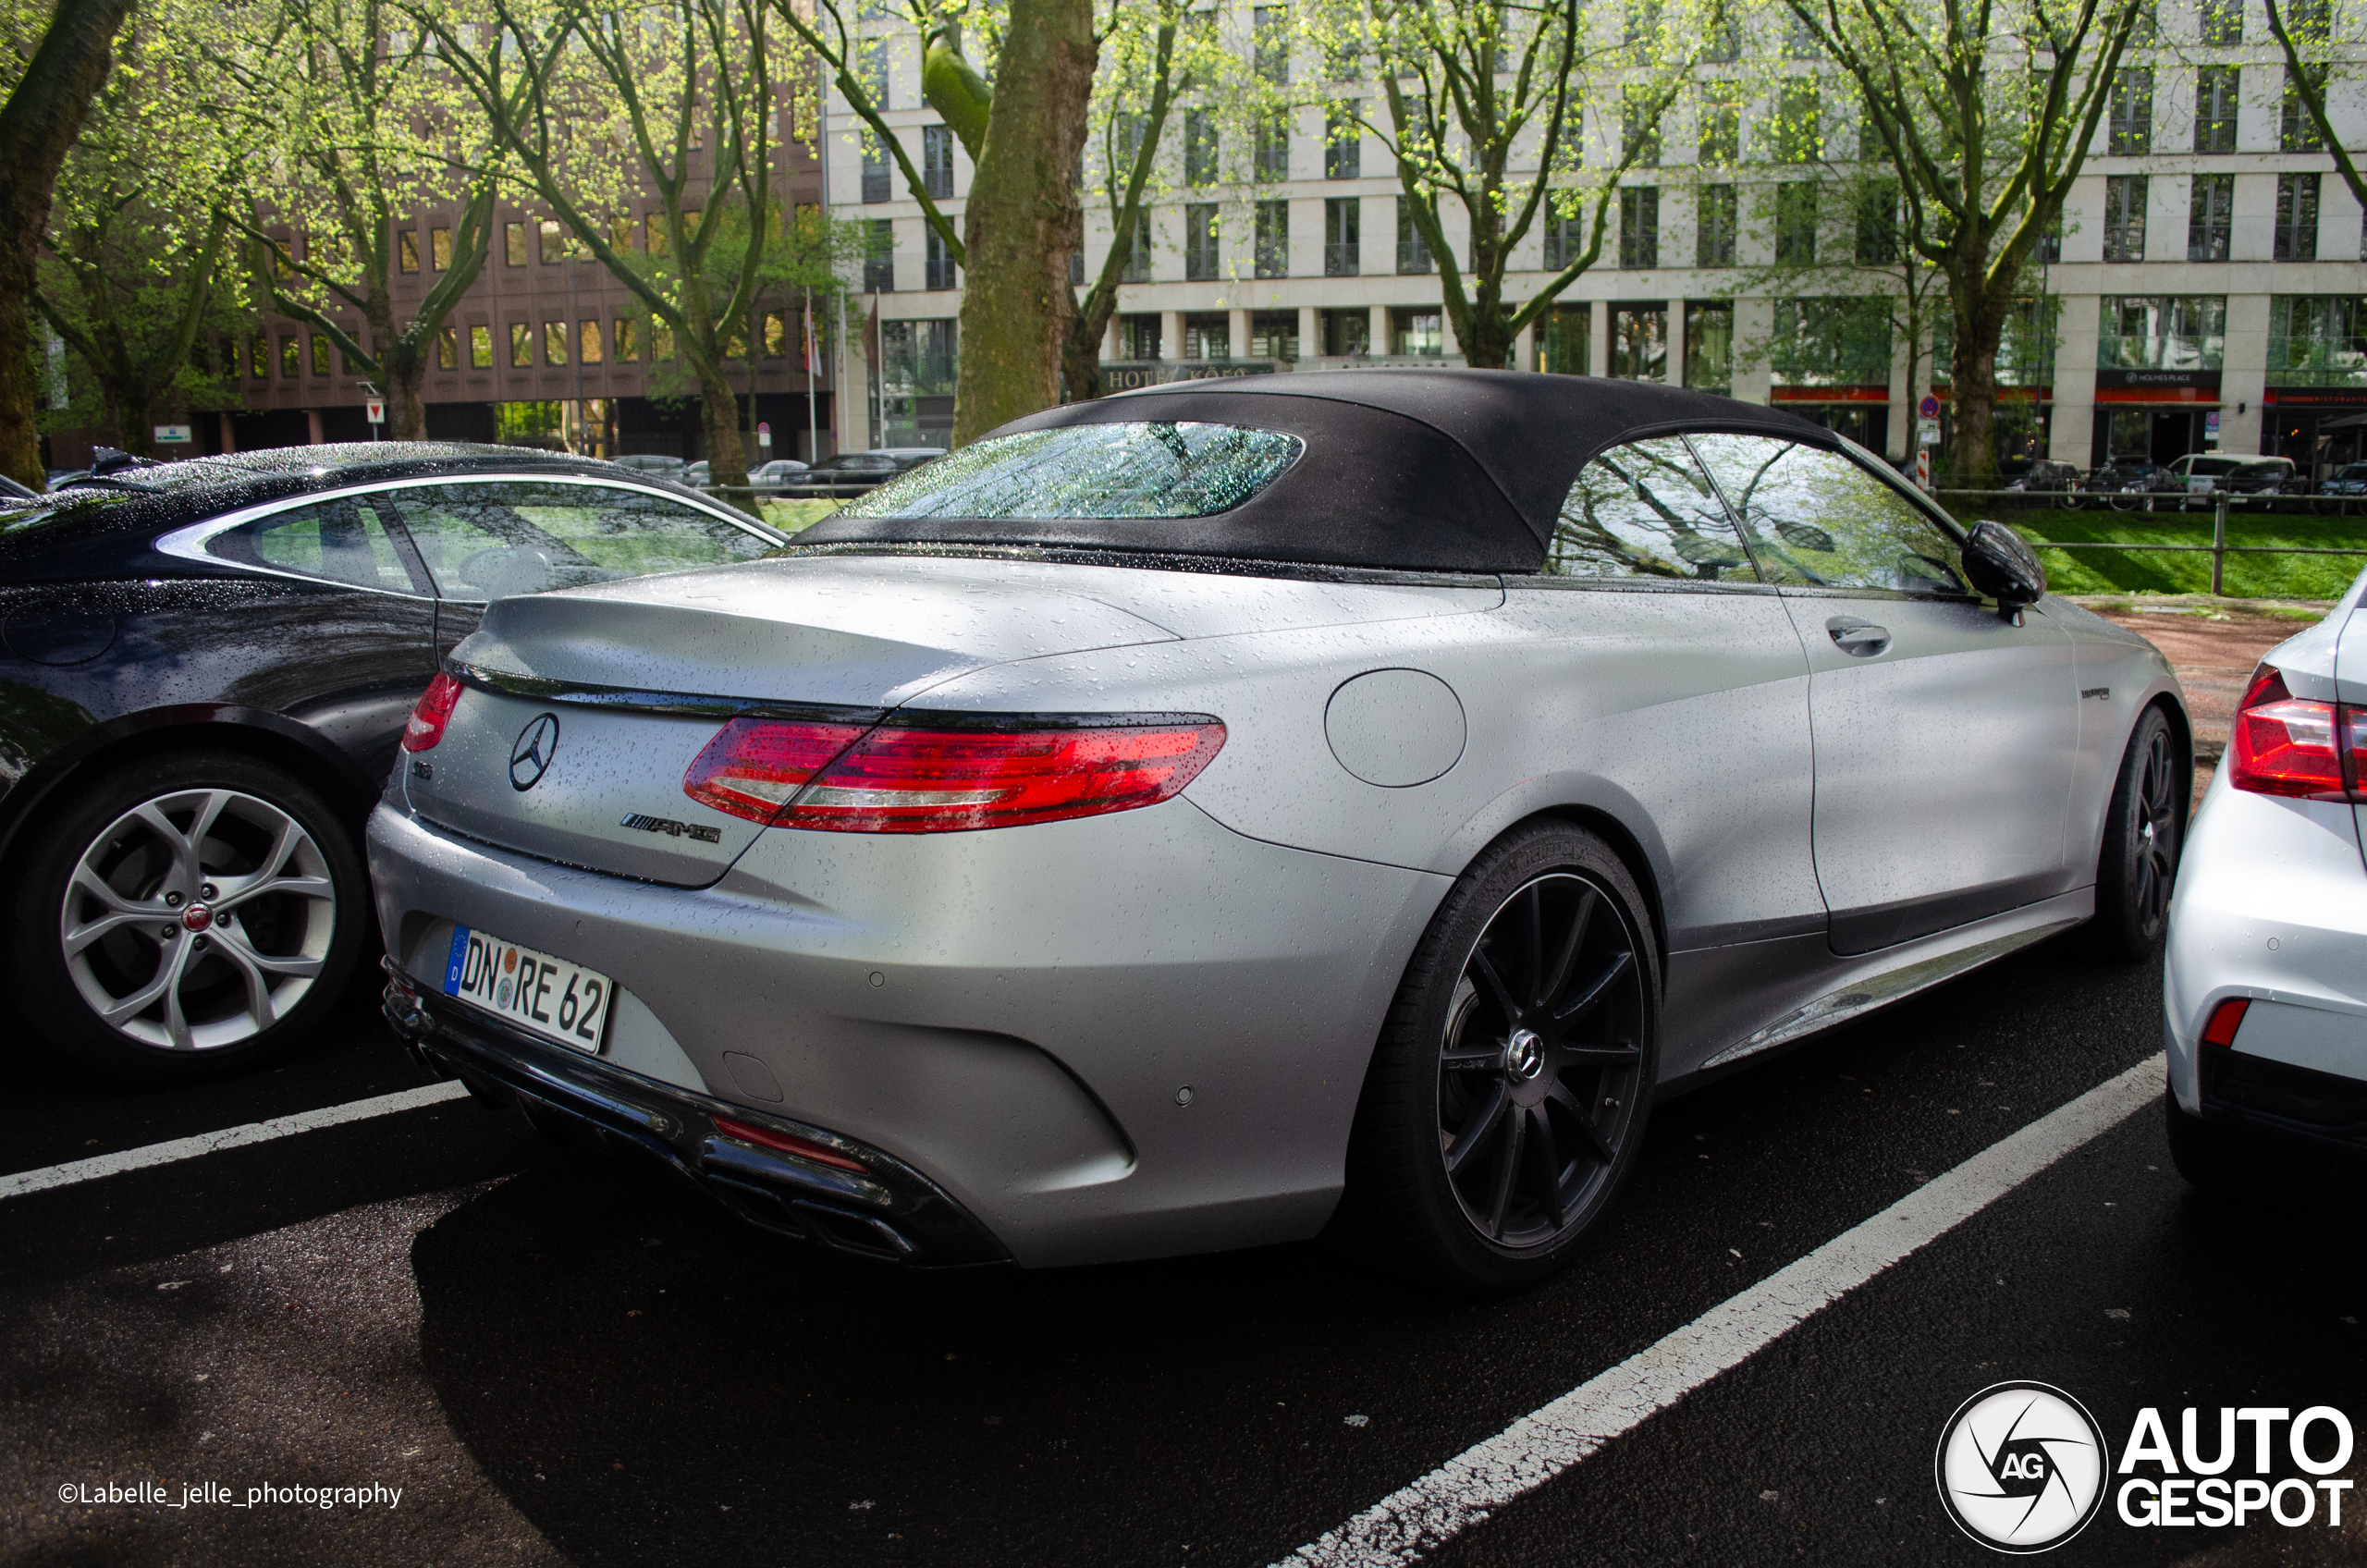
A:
442,925,613,1053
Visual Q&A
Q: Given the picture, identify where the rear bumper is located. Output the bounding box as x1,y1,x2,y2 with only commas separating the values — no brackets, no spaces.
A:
381,960,1007,1266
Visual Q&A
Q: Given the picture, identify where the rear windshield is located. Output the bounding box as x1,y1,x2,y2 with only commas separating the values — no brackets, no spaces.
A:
834,422,1302,521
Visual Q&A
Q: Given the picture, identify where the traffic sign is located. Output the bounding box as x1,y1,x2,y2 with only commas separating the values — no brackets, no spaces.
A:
153,423,193,445
365,398,386,424
1918,395,1941,421
757,421,771,448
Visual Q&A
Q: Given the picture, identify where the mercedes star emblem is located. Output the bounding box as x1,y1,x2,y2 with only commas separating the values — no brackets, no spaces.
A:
509,713,560,790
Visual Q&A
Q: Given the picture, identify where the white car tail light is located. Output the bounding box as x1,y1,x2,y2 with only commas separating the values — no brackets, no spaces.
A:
2227,665,2367,801
682,716,1226,832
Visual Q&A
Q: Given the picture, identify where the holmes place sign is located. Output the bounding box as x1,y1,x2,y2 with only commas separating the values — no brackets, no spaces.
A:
1101,361,1281,391
2095,367,2221,390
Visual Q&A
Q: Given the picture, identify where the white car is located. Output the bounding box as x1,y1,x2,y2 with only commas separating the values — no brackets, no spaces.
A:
2163,569,2367,1181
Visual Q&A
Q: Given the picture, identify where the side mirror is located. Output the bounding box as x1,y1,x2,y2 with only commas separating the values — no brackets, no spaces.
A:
1959,520,2046,619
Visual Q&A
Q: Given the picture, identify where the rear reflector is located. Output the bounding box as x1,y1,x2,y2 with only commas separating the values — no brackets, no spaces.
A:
681,716,1227,833
2227,664,2367,801
712,1114,868,1173
2200,997,2250,1048
401,671,464,753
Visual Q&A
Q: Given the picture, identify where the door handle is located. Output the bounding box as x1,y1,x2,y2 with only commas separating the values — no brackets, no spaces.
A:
1826,617,1892,657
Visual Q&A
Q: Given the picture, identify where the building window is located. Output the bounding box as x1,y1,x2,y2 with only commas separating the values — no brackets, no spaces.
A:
762,312,788,357
1622,84,1662,166
279,336,300,378
922,125,954,200
1183,312,1229,360
645,214,670,255
1699,92,1740,165
1255,199,1289,278
544,322,568,365
1535,303,1587,374
1118,211,1152,283
1321,307,1368,356
2268,295,2365,384
2194,67,2239,153
1254,6,1289,84
858,38,889,106
1254,115,1290,182
504,222,526,265
1772,78,1819,162
2107,67,2152,154
538,218,563,264
1685,300,1734,391
509,323,532,367
398,230,420,273
431,227,452,269
1325,197,1359,276
2100,295,2226,370
1544,203,1584,271
309,335,330,375
862,133,892,203
2283,65,2326,153
1185,202,1221,280
1326,104,1360,178
925,223,957,288
2200,0,2240,44
1396,198,1433,274
615,319,639,362
580,319,603,364
1117,312,1160,360
1391,307,1442,358
2276,172,2321,261
2189,174,2234,261
1618,186,1659,270
470,325,493,368
1185,109,1220,187
1773,182,1816,265
437,326,458,370
1609,302,1666,381
864,218,894,291
653,325,675,361
1854,183,1897,263
1249,309,1298,361
246,334,264,378
1698,183,1737,266
2103,175,2148,262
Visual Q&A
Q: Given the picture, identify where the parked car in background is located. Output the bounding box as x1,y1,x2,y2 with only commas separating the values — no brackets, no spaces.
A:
372,371,2187,1290
2164,571,2364,1183
2319,462,2367,510
610,454,688,481
0,443,786,1084
683,460,711,487
777,449,939,495
749,459,810,496
2221,457,2307,508
2005,459,2081,496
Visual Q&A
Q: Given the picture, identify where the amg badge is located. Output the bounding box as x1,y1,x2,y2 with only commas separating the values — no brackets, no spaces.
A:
620,813,723,844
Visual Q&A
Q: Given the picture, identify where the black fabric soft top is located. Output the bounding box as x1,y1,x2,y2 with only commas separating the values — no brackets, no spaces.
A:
798,370,1835,573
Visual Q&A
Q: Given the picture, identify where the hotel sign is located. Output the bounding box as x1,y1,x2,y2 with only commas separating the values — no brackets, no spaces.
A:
1100,361,1281,392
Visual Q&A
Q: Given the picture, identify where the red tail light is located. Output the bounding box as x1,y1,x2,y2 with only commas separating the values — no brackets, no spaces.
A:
712,1114,868,1173
681,717,869,823
402,671,464,753
2227,665,2366,800
2200,997,2250,1048
681,715,1226,833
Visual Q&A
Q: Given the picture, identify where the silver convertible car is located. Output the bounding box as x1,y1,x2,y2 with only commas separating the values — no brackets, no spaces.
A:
373,372,2189,1291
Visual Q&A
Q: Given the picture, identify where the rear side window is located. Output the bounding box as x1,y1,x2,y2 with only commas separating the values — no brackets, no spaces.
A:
835,422,1302,521
1550,437,1754,582
1686,435,1967,595
215,496,419,593
374,482,775,602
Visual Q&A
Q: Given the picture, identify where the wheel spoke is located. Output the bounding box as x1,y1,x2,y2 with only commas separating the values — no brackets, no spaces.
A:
1551,949,1635,1024
1487,1109,1527,1238
63,909,156,958
1522,883,1545,1007
1441,1047,1502,1072
1538,888,1596,1015
1467,948,1523,1028
1525,1107,1565,1231
1558,1041,1643,1068
1444,1083,1511,1174
208,929,283,1029
1546,1078,1620,1163
213,925,324,980
130,801,204,889
67,863,151,919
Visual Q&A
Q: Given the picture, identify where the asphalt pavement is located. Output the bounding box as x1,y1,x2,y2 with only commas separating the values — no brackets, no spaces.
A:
3,932,2361,1568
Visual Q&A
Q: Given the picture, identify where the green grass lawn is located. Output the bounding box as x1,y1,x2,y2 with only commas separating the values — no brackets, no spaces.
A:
1942,504,2367,599
754,498,843,533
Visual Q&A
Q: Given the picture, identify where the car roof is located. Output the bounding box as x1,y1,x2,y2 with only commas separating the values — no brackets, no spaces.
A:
811,369,1831,573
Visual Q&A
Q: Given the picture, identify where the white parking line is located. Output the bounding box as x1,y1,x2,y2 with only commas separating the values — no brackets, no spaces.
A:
0,1082,472,1200
1280,1054,2166,1568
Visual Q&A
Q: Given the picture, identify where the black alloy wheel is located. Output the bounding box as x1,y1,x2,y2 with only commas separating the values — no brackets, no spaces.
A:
1342,823,1660,1292
2089,707,2184,961
1438,873,1647,1248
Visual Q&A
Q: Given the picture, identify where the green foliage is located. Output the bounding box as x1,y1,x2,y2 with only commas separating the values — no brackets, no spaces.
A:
1991,513,2367,599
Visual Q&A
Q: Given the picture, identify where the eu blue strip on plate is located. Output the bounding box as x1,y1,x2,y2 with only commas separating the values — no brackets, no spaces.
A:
444,925,471,996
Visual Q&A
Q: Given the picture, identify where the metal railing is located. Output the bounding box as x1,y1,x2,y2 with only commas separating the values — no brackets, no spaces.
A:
1934,488,2367,595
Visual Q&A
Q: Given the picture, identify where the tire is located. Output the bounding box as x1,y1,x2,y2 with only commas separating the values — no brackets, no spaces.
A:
2087,707,2184,962
1339,822,1661,1293
2165,1094,2250,1192
3,749,366,1083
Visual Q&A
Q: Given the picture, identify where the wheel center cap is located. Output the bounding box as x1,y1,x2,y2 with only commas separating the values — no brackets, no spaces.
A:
180,902,213,933
1503,1028,1545,1082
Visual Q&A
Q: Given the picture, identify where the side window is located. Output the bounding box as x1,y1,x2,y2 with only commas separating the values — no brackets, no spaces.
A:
1548,436,1755,582
374,482,776,602
215,497,418,593
1686,435,1968,595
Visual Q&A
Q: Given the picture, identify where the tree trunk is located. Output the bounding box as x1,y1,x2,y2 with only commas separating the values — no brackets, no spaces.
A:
696,364,748,488
1948,290,2008,490
0,0,137,487
1062,299,1113,403
950,0,1096,447
386,344,428,441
